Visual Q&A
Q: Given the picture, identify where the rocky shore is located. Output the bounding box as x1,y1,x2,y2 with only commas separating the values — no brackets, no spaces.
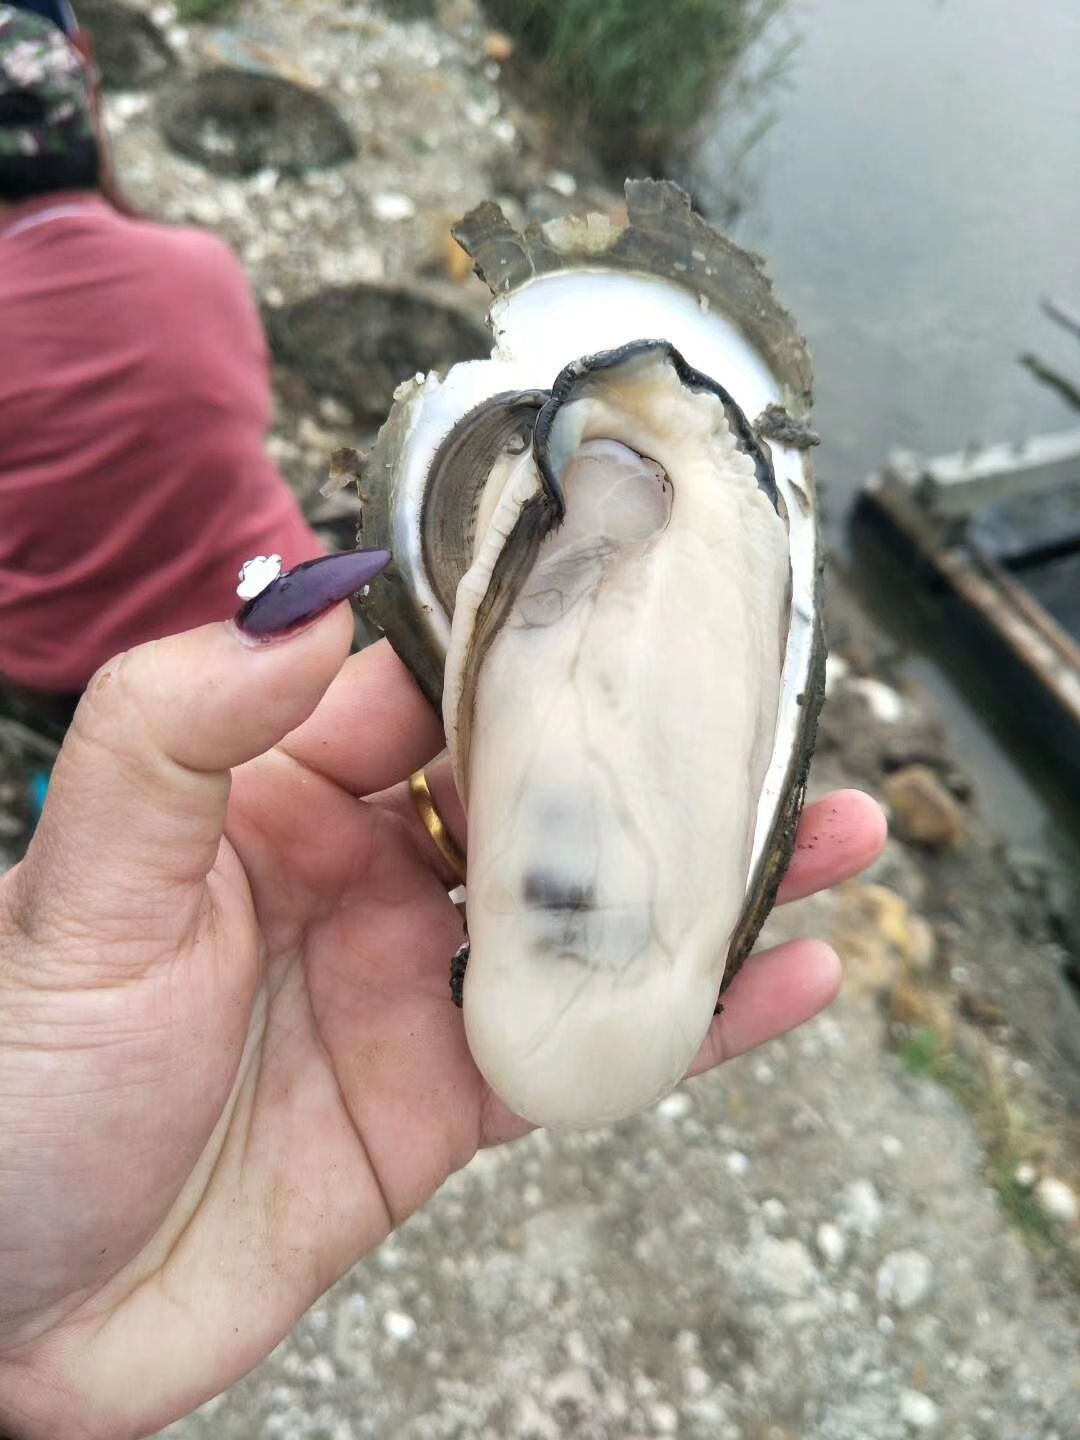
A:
0,2,1076,1435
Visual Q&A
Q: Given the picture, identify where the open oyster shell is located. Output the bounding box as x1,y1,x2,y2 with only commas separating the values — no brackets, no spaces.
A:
359,180,825,1130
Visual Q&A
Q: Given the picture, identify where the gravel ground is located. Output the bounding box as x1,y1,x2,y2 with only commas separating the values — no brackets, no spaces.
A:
4,2,1078,1435
154,716,1080,1440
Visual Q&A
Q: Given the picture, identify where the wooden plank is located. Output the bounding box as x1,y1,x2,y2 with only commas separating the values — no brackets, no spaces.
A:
913,431,1080,518
857,481,1080,739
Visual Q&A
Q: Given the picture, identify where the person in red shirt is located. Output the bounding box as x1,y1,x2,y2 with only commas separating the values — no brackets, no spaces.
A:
0,4,323,719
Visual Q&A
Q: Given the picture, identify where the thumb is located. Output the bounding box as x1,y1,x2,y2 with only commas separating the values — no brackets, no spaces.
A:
13,550,389,942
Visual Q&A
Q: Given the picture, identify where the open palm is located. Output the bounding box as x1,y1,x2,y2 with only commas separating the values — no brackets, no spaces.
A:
0,603,885,1440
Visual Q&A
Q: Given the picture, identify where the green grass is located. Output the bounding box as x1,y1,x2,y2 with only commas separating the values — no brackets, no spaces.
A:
175,0,235,21
901,1027,1077,1266
487,0,786,165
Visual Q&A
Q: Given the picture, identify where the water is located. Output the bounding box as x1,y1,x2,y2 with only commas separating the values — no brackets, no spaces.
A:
690,0,1080,886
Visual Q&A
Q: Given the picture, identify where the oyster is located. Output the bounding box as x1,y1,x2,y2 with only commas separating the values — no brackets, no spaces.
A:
360,181,824,1130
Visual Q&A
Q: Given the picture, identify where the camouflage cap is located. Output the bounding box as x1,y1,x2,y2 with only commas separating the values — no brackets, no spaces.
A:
0,3,94,159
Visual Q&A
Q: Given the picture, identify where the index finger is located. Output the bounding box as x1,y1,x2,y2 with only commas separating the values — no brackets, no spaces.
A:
280,639,445,796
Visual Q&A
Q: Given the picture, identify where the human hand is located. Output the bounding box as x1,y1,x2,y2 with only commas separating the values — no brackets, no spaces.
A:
0,556,886,1440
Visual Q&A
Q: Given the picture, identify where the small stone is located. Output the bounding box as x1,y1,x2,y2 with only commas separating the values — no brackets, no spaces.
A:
850,676,904,723
824,654,850,693
725,1151,750,1177
753,1060,775,1085
440,231,475,283
515,1395,559,1440
683,1366,710,1397
309,1354,335,1384
545,169,577,197
657,1092,692,1120
877,1249,933,1311
1013,1163,1037,1190
318,395,353,427
1034,1176,1078,1225
899,1388,940,1430
372,192,417,222
815,1222,847,1266
755,1238,818,1298
565,1329,590,1366
483,29,514,62
650,1401,679,1434
959,991,1007,1028
884,765,965,848
881,1134,903,1158
956,1354,988,1384
840,1180,883,1237
383,1310,416,1341
761,1198,787,1228
545,1368,596,1412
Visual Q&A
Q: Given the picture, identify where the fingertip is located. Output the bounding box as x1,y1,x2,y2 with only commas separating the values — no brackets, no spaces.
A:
778,788,889,904
688,939,842,1075
834,787,889,850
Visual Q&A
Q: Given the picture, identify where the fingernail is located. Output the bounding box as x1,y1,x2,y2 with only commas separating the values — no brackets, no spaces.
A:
234,548,391,639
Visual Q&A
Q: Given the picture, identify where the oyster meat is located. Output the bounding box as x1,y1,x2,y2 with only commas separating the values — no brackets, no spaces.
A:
361,181,824,1130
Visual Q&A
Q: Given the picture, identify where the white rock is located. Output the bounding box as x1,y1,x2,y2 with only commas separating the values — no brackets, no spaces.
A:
318,395,353,427
657,1092,692,1120
546,1368,596,1409
309,1354,335,1384
877,1250,934,1311
650,1400,679,1433
107,93,150,124
683,1366,710,1397
956,1354,988,1384
851,676,904,723
565,1329,590,1366
816,1222,847,1266
515,1395,560,1440
824,654,849,694
761,1198,787,1228
753,1060,775,1086
546,169,578,197
755,1238,818,1298
1034,1176,1078,1224
725,1151,750,1177
840,1180,883,1237
899,1388,940,1430
1013,1162,1037,1190
382,1310,417,1341
880,1134,903,1158
371,192,417,222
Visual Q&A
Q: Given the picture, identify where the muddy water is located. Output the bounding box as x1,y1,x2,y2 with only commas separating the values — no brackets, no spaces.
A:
690,0,1080,892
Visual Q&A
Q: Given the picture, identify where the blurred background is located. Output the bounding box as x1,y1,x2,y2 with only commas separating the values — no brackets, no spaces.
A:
1,0,1078,1435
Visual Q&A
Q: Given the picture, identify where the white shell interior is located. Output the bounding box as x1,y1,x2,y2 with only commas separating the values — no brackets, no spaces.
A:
388,269,817,890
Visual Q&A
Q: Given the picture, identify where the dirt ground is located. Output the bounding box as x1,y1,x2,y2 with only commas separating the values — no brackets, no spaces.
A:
2,1,1077,1436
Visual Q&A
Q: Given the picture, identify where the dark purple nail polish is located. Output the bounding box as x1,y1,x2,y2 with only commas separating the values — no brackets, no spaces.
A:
234,549,391,638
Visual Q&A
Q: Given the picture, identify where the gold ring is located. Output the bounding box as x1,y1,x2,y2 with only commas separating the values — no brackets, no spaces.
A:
409,769,466,882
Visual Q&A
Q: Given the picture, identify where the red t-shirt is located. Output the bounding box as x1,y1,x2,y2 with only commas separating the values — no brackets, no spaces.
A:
0,192,323,692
